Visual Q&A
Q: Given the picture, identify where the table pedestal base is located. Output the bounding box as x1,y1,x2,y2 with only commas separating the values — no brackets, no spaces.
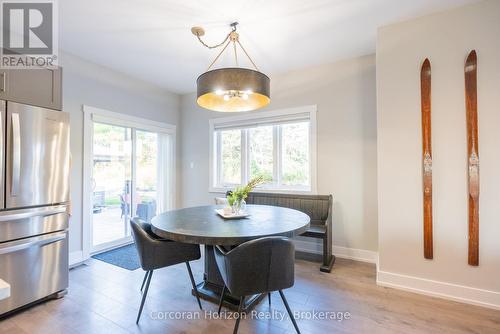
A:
194,281,265,311
191,245,265,311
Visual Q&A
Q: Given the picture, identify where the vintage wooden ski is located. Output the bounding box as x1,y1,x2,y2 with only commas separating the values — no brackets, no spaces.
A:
420,58,433,260
465,50,479,266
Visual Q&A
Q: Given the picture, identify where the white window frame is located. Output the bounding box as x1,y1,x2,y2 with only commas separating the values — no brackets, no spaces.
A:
82,105,176,259
209,105,317,194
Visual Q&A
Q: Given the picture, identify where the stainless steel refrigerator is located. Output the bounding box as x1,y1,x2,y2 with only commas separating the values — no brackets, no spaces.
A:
0,100,70,315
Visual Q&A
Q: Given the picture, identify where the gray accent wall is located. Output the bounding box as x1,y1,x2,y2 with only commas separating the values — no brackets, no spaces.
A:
180,54,378,253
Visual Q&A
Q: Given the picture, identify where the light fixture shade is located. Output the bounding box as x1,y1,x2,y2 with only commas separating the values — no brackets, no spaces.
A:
197,68,270,112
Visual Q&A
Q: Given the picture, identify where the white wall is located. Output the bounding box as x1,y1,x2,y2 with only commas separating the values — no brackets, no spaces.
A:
60,52,180,260
376,0,500,308
180,55,378,257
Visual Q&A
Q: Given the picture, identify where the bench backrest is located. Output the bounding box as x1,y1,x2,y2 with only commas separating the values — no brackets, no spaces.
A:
246,192,332,226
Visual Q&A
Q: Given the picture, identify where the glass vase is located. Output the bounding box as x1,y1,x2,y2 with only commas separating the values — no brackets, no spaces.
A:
232,199,246,214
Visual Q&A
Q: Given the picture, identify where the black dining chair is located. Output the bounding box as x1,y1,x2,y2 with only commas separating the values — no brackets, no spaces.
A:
214,237,300,334
130,218,203,323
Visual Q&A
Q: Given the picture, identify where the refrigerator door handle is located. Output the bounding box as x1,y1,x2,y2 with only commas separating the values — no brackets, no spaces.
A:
0,231,66,255
11,112,21,196
0,110,2,198
0,102,3,210
0,206,67,222
0,72,6,92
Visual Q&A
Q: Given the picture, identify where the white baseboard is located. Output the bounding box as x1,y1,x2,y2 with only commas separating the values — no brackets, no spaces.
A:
293,239,378,264
377,270,500,310
332,245,379,264
69,250,85,268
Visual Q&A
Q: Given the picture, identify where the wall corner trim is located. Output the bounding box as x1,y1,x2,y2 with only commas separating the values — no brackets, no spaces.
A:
377,270,500,310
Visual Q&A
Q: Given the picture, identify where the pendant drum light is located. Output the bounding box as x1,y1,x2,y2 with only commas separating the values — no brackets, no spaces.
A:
192,22,270,112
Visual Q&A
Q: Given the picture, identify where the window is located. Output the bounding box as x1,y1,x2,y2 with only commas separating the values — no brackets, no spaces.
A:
281,121,310,186
249,125,273,181
210,106,317,193
220,129,241,184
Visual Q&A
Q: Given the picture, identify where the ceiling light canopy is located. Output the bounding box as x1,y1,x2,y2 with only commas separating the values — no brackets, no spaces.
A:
192,22,270,112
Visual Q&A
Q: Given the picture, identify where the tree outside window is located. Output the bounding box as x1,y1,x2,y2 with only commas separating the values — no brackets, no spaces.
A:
216,121,310,191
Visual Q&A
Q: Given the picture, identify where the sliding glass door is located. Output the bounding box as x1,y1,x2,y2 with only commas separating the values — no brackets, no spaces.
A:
90,117,174,253
134,130,158,224
134,130,174,222
92,123,132,249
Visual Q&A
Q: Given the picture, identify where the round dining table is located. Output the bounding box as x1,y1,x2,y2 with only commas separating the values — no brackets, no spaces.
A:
151,204,310,310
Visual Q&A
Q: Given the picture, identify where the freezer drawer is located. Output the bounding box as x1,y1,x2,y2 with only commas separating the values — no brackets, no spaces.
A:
0,231,68,315
0,206,68,243
6,102,70,209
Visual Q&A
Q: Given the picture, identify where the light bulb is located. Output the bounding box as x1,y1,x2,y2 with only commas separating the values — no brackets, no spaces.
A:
244,90,253,95
223,95,230,101
215,89,224,96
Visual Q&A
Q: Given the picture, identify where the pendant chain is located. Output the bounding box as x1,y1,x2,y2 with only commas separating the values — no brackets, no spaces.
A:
196,32,230,50
195,24,259,72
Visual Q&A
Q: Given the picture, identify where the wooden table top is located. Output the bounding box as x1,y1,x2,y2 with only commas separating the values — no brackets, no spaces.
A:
151,204,310,245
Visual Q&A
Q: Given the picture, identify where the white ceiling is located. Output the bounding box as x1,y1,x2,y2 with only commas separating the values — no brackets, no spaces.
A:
60,0,477,94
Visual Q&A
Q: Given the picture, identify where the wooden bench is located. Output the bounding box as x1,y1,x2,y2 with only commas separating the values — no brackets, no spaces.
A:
246,192,335,273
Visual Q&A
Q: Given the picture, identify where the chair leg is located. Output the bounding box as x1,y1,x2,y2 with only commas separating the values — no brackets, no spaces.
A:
218,285,227,314
140,271,150,293
136,270,153,324
268,292,272,306
233,296,245,334
279,290,300,334
186,262,203,310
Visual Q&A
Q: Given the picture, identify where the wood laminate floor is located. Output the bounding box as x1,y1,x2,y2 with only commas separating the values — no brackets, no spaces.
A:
0,256,498,334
